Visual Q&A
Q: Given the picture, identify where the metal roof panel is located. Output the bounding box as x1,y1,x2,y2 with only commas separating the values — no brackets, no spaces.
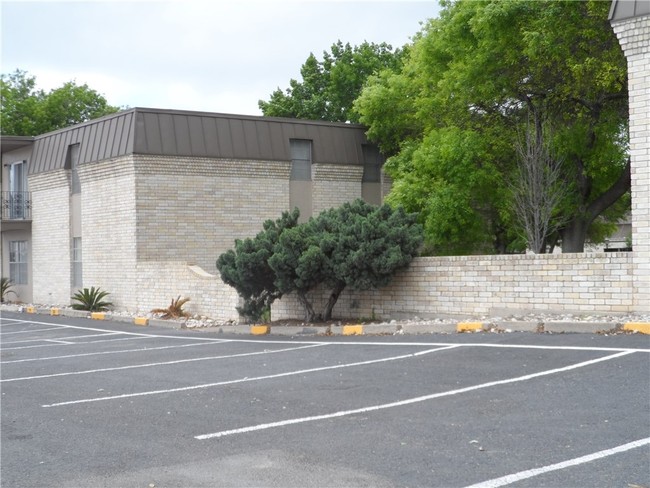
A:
28,108,373,174
609,0,650,21
187,116,207,157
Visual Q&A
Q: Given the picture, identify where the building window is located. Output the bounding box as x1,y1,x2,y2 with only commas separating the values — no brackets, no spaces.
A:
9,161,27,193
289,139,313,221
71,237,83,288
361,144,384,205
67,144,81,194
290,139,312,181
8,161,28,219
362,145,382,183
9,241,28,285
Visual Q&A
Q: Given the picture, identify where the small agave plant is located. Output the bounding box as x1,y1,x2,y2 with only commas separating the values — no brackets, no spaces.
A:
71,286,113,312
151,296,191,319
1,277,17,303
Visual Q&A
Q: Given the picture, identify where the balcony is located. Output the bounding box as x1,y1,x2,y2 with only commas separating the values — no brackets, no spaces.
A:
1,191,32,221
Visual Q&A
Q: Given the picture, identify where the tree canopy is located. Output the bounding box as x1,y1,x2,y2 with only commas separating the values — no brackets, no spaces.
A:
259,41,405,123
1,70,121,136
355,0,629,253
217,200,423,322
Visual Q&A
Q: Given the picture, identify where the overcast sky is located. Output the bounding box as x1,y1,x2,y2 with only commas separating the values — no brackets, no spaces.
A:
1,1,440,116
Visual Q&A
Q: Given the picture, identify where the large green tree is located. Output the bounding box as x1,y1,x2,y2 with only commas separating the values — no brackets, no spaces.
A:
259,41,405,123
356,0,629,253
1,70,120,136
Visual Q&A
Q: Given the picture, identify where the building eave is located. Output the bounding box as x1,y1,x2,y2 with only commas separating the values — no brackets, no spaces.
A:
1,135,35,155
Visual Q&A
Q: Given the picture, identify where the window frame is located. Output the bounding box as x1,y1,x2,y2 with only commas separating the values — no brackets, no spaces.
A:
9,240,28,285
289,139,313,181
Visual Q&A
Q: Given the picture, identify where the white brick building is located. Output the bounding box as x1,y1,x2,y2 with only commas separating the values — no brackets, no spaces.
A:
1,108,386,317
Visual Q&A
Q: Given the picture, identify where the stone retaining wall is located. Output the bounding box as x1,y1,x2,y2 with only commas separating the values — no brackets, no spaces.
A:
272,252,636,321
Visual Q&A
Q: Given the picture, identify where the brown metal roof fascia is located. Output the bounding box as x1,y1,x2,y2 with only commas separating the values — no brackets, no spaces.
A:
28,107,374,174
609,0,650,21
130,107,371,165
30,109,136,174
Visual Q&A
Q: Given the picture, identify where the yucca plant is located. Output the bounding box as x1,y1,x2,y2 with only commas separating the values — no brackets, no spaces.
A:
1,277,17,303
71,286,112,312
151,296,191,319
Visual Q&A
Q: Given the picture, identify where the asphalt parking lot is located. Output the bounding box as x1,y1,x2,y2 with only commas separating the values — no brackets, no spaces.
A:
1,311,649,488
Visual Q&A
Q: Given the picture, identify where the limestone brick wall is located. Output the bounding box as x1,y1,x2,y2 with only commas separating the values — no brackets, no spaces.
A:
133,156,291,273
272,253,635,320
78,157,138,310
612,15,650,312
135,262,239,320
312,164,364,213
30,170,72,305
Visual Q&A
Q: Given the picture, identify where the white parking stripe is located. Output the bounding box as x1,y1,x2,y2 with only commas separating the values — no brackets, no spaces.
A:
1,341,222,364
42,346,457,408
4,343,327,382
464,437,650,488
194,350,633,440
1,332,121,345
0,336,147,351
0,318,240,343
0,327,62,335
0,318,34,326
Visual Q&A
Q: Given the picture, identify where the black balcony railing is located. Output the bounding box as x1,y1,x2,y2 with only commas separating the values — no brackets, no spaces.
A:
1,191,32,220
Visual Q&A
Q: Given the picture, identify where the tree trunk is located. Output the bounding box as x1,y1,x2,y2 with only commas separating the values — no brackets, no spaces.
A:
322,283,346,322
296,291,317,322
560,158,630,253
560,218,589,252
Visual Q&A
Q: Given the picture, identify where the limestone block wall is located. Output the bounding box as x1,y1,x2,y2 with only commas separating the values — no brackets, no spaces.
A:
312,164,364,214
30,170,72,305
135,261,239,320
133,156,291,273
612,15,650,312
272,252,635,320
78,157,138,310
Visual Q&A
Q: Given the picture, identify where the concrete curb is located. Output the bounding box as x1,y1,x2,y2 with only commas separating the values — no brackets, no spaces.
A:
4,306,648,336
149,318,185,329
63,309,92,319
492,321,541,333
542,322,617,334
